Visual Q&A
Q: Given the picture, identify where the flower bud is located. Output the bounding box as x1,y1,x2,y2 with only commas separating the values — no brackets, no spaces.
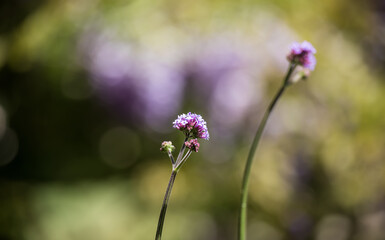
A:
185,139,200,152
160,141,175,153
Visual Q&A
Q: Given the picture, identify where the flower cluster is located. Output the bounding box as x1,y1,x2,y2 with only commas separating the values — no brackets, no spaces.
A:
287,41,316,71
156,113,209,240
185,139,200,152
172,112,210,140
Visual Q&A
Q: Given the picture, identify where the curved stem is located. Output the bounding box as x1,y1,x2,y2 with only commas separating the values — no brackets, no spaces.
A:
155,170,178,240
238,64,296,240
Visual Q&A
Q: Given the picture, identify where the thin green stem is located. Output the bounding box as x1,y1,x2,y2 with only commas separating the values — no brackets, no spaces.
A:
175,149,192,171
238,64,296,240
176,136,189,165
168,151,175,165
155,170,178,240
155,136,193,240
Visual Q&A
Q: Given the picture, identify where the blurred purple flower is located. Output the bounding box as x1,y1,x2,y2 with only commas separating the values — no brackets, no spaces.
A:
78,29,184,131
182,37,261,137
183,39,243,96
173,112,209,140
185,139,200,152
287,41,316,70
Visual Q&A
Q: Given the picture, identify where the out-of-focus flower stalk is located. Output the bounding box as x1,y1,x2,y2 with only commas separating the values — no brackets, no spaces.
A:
238,63,295,240
238,40,316,240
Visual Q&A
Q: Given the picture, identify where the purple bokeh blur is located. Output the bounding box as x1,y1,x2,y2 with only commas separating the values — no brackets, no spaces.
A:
78,23,296,162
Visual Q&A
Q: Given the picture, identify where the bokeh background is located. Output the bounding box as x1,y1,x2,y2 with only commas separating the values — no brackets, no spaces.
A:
1,0,385,239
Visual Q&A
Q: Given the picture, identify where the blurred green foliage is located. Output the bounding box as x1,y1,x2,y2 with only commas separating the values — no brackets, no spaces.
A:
1,0,385,239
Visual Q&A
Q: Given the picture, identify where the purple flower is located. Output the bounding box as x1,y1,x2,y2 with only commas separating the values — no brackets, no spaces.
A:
185,139,200,152
173,112,210,140
287,41,317,71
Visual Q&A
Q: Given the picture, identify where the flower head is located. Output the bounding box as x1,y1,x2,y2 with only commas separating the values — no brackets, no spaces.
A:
160,141,175,153
173,112,209,140
185,139,200,152
287,41,316,71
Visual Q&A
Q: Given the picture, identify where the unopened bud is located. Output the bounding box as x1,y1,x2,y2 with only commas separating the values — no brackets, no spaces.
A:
185,139,200,152
160,141,175,153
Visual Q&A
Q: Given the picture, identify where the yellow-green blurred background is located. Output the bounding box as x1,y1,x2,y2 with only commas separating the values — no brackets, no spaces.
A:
1,0,385,239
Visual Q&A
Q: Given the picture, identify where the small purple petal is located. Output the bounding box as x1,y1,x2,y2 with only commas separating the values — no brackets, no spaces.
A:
300,41,316,54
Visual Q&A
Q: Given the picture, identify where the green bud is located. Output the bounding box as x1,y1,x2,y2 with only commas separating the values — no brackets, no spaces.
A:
160,141,175,153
